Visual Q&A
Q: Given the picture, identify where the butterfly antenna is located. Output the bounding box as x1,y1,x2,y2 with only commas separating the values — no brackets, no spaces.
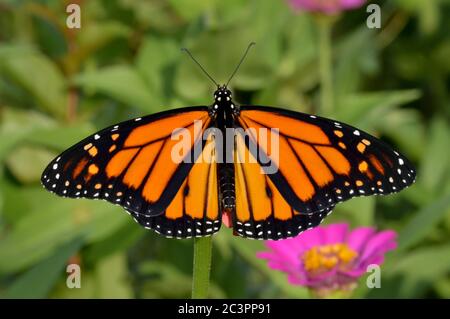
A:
181,48,219,87
226,42,256,87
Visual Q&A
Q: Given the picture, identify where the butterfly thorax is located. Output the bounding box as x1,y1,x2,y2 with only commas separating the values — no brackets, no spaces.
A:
210,85,238,217
209,85,239,118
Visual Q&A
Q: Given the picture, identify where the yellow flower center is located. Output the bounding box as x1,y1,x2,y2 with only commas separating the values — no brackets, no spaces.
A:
302,243,358,275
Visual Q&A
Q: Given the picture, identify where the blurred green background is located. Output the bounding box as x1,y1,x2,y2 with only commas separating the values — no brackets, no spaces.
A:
0,0,449,299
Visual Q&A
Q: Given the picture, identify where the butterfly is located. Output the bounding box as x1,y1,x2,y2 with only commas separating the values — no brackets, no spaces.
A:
41,45,416,240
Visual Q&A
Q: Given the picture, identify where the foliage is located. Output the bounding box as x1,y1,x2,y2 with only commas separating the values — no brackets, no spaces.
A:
0,0,449,298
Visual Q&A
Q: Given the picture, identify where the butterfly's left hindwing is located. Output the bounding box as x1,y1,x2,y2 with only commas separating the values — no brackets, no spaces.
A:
41,107,211,218
127,132,221,238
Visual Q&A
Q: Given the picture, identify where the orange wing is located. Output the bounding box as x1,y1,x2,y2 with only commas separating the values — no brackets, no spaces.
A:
126,132,220,238
236,106,416,215
41,107,213,218
233,132,332,240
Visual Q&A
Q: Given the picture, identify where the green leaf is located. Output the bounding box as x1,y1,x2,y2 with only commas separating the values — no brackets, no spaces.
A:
135,36,178,106
78,21,131,48
418,117,450,193
382,244,450,298
393,0,440,34
397,194,450,251
0,45,67,117
335,90,424,161
335,27,378,97
0,200,127,274
168,0,215,21
376,108,425,161
211,0,252,28
74,65,161,112
0,131,28,163
4,238,83,298
0,108,54,161
176,32,276,100
93,253,133,298
176,1,286,95
330,196,375,227
118,0,181,32
435,277,450,298
139,261,225,298
281,13,317,78
84,220,144,265
224,230,309,298
24,123,95,150
63,21,131,74
5,146,55,184
1,184,56,224
336,90,421,124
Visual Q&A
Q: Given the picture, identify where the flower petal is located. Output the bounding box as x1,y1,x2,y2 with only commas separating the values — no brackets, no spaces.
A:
341,0,367,9
322,223,349,244
363,255,385,267
264,240,303,265
295,226,326,249
341,267,367,278
347,227,376,253
359,230,397,264
287,273,310,285
288,0,366,14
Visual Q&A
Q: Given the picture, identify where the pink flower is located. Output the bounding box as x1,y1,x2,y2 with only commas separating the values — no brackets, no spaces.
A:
257,223,397,297
287,0,366,14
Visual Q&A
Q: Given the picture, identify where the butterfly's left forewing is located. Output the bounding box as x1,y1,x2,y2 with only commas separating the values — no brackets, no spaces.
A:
41,107,213,218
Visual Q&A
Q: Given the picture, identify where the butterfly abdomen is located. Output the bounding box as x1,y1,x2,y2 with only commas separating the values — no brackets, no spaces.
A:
218,164,235,212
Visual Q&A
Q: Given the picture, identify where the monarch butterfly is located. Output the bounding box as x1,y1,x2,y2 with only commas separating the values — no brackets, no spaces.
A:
41,44,415,240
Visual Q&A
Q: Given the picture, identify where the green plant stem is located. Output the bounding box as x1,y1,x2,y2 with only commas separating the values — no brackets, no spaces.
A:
317,17,334,116
191,236,213,299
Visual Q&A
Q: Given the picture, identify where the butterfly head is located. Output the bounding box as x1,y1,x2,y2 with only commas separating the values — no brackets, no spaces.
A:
210,85,238,116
